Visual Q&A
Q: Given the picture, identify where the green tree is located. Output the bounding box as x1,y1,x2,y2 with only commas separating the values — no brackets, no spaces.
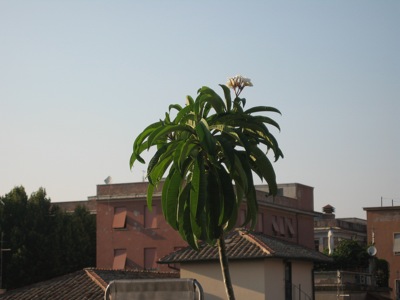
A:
0,187,96,289
375,258,389,287
315,239,389,288
331,239,370,271
130,75,283,299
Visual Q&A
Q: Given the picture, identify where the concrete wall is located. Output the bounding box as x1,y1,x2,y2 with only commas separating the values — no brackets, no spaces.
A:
291,260,314,298
181,260,266,300
181,259,314,300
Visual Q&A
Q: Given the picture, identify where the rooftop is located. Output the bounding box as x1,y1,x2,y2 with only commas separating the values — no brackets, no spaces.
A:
159,229,331,264
0,268,178,300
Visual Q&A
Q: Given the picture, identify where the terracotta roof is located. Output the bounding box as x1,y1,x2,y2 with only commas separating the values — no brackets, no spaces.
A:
0,268,179,300
159,229,332,264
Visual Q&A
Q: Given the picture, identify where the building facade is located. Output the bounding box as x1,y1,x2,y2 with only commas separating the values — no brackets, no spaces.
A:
159,229,331,300
314,204,367,253
364,205,400,300
92,181,317,271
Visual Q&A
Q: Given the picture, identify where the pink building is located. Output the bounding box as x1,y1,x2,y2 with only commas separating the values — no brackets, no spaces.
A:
364,205,400,300
92,181,317,271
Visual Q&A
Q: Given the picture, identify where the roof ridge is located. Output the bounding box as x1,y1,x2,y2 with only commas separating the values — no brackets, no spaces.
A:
85,267,177,275
238,230,275,255
84,268,108,291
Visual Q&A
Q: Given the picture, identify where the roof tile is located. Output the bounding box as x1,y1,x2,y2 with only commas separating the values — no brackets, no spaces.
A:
0,268,179,300
159,229,332,264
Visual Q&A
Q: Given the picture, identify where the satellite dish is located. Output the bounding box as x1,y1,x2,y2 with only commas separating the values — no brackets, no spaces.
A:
367,245,377,256
104,176,112,184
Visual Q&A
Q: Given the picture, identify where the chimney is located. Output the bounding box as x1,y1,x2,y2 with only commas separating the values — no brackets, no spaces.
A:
322,204,335,219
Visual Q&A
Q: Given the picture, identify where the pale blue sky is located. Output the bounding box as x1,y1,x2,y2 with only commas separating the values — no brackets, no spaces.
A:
1,1,399,218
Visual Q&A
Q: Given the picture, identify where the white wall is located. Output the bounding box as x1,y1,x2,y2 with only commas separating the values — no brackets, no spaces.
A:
181,258,316,300
181,260,265,300
264,259,286,300
291,261,314,299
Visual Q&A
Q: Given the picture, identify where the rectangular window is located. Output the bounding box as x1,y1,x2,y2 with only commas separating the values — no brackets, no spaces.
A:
112,207,127,229
144,248,157,269
278,216,285,236
113,249,127,270
144,205,157,228
272,216,280,235
286,218,295,237
394,233,400,254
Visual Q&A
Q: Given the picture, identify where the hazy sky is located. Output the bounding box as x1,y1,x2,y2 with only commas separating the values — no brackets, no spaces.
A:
1,1,399,219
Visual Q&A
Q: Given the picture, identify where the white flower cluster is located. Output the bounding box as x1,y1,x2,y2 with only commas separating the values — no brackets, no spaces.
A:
226,75,253,96
226,75,253,89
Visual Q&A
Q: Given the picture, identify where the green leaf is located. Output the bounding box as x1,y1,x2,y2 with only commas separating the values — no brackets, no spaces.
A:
219,84,232,112
248,144,278,196
178,140,198,173
206,169,221,240
190,154,205,239
252,115,281,131
180,202,198,250
197,87,226,115
174,104,193,124
217,166,235,225
195,119,216,156
146,184,155,209
186,95,194,106
147,144,168,180
245,106,281,115
232,153,249,194
161,168,181,230
169,104,182,112
148,124,193,146
225,182,242,232
147,148,174,184
215,135,235,172
236,151,257,228
131,123,161,167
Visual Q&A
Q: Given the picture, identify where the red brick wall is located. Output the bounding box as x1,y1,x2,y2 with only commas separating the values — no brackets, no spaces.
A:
366,208,400,298
96,182,316,270
96,195,185,272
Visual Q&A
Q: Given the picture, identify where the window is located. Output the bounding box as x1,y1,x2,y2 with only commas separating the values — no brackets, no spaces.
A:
284,262,292,300
278,216,285,236
113,249,127,269
144,248,157,269
112,207,127,229
272,216,280,235
286,218,295,237
144,205,157,228
394,233,400,255
272,215,287,236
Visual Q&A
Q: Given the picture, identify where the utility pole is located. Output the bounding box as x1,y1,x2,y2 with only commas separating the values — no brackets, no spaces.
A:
0,232,11,292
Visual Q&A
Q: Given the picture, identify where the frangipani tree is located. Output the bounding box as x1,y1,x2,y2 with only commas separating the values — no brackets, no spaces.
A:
130,75,283,299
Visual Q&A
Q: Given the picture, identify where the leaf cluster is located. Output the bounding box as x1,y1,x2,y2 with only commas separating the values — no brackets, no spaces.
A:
130,85,283,249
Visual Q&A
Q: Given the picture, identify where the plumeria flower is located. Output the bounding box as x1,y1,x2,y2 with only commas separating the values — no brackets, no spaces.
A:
226,75,253,97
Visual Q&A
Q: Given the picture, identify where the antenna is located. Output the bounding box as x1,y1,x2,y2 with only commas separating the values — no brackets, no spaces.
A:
104,176,112,184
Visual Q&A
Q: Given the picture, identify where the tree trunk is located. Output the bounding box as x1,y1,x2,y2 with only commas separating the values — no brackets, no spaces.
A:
217,233,235,300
